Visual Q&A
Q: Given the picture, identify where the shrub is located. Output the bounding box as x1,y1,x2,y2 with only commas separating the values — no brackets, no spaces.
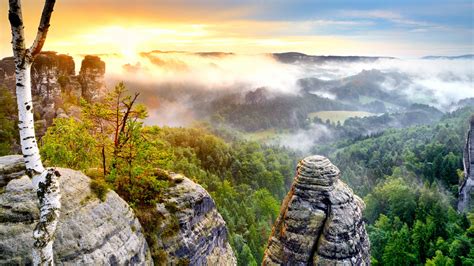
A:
90,179,109,201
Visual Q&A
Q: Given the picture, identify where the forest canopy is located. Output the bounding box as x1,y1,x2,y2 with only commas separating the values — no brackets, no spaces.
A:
34,85,474,265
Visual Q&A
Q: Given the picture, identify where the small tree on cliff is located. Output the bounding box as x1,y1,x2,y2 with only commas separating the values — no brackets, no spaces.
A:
81,82,147,177
8,0,60,264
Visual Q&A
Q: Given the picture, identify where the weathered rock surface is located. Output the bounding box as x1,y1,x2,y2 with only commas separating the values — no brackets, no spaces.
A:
0,155,151,265
0,52,107,126
32,51,75,104
263,155,370,265
155,173,236,265
0,155,25,187
0,57,15,90
0,156,237,265
79,55,107,102
458,116,474,212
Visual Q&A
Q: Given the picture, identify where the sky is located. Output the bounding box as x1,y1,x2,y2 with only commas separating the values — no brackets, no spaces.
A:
0,0,473,58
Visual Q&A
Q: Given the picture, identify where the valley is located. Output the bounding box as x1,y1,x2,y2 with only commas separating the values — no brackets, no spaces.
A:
2,50,473,264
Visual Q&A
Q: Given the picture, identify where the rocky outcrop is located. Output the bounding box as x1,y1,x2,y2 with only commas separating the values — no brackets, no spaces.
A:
0,155,25,187
0,155,237,265
154,173,236,265
263,155,370,265
0,52,106,124
458,117,474,212
0,57,15,90
32,51,75,104
0,155,151,265
79,55,107,102
0,52,107,143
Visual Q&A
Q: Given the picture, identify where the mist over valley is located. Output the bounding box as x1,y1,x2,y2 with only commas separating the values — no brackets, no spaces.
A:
96,51,474,152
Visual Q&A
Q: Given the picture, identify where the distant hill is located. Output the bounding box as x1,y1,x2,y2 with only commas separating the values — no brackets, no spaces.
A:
272,52,395,64
299,69,411,110
421,54,474,60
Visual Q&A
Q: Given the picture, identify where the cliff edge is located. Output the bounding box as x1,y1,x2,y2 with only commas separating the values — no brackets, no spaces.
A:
153,173,236,265
0,155,236,265
0,155,151,265
458,117,474,212
263,155,370,265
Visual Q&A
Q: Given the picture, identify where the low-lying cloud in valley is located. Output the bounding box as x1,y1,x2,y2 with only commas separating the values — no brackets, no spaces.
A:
270,124,333,153
105,51,303,95
89,50,474,127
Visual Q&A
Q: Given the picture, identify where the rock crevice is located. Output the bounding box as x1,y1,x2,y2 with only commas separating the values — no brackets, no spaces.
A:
263,155,370,265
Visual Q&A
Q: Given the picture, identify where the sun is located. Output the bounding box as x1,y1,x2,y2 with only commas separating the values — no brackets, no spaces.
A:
58,24,212,61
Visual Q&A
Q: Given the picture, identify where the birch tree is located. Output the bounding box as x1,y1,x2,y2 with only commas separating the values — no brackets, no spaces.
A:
8,0,61,265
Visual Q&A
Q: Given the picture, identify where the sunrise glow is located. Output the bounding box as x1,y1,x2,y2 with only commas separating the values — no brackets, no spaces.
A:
1,0,472,59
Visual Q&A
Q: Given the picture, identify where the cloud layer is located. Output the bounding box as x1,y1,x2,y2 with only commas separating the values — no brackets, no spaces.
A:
99,51,473,126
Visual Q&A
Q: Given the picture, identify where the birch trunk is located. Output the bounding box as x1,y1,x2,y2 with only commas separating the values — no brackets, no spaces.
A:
8,0,60,265
16,63,44,175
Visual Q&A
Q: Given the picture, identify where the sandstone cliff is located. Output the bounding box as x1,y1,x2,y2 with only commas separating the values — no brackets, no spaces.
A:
153,173,236,265
0,156,237,265
263,155,370,265
458,117,474,212
32,51,76,105
0,52,106,122
0,52,106,144
78,55,107,102
0,57,15,90
0,155,151,264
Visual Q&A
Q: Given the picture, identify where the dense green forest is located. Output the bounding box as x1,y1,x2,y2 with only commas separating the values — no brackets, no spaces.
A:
321,107,474,265
209,89,349,131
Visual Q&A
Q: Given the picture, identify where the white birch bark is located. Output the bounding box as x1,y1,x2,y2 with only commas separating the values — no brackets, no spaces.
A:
8,0,60,265
16,64,45,175
32,168,61,265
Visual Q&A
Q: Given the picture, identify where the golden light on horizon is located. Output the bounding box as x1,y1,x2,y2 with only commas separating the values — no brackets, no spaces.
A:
42,21,377,59
1,1,468,59
0,2,404,59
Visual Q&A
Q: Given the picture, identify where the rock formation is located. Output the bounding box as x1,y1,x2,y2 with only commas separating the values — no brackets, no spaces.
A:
154,173,236,265
32,51,75,104
0,155,237,265
0,51,107,144
263,155,370,265
0,155,24,187
0,52,106,124
79,55,107,102
458,116,474,212
0,155,151,265
0,57,15,90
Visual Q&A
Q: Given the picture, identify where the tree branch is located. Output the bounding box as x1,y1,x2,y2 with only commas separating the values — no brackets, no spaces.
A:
114,89,123,147
8,0,26,66
119,93,140,137
27,0,56,60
